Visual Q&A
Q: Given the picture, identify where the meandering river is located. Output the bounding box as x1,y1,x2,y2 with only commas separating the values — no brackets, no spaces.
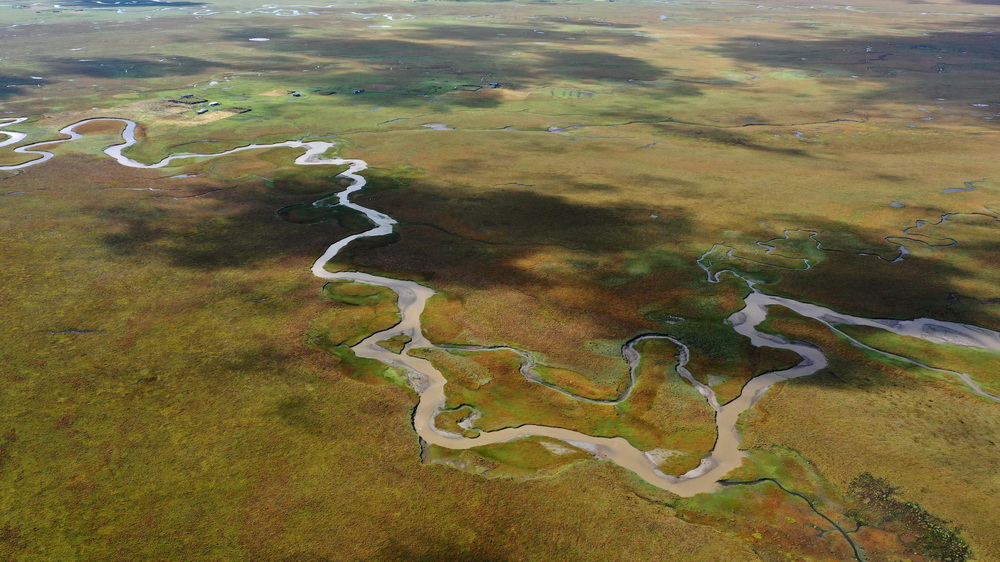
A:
3,116,997,497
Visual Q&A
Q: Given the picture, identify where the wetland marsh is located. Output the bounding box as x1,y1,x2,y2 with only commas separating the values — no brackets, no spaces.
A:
1,0,999,559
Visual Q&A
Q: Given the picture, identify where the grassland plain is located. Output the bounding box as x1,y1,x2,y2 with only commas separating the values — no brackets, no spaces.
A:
1,0,999,558
740,307,1000,559
0,147,762,560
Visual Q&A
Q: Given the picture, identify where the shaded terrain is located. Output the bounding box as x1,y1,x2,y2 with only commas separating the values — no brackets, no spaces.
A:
1,0,999,559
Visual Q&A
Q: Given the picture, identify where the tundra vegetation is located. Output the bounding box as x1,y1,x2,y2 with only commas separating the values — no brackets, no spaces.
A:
0,0,997,559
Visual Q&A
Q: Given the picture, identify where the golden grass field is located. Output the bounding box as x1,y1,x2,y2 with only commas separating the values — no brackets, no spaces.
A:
1,0,998,558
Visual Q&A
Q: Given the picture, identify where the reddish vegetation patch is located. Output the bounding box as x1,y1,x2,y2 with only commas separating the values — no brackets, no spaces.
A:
70,119,127,136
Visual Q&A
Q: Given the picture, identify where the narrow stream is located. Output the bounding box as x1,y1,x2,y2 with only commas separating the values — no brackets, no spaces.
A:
3,116,997,497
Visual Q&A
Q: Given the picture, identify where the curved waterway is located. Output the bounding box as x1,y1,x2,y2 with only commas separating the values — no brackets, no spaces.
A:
3,117,998,497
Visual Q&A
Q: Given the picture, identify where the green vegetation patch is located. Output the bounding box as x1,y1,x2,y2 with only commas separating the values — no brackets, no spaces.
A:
836,324,1000,396
306,331,410,390
275,203,370,230
376,334,412,354
265,167,351,196
321,280,392,307
666,319,802,404
432,405,480,438
532,364,624,401
679,448,865,560
848,472,971,561
309,281,400,347
409,347,504,389
677,479,858,561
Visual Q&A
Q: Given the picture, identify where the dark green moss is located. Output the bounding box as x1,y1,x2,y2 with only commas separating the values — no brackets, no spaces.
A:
848,472,971,561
